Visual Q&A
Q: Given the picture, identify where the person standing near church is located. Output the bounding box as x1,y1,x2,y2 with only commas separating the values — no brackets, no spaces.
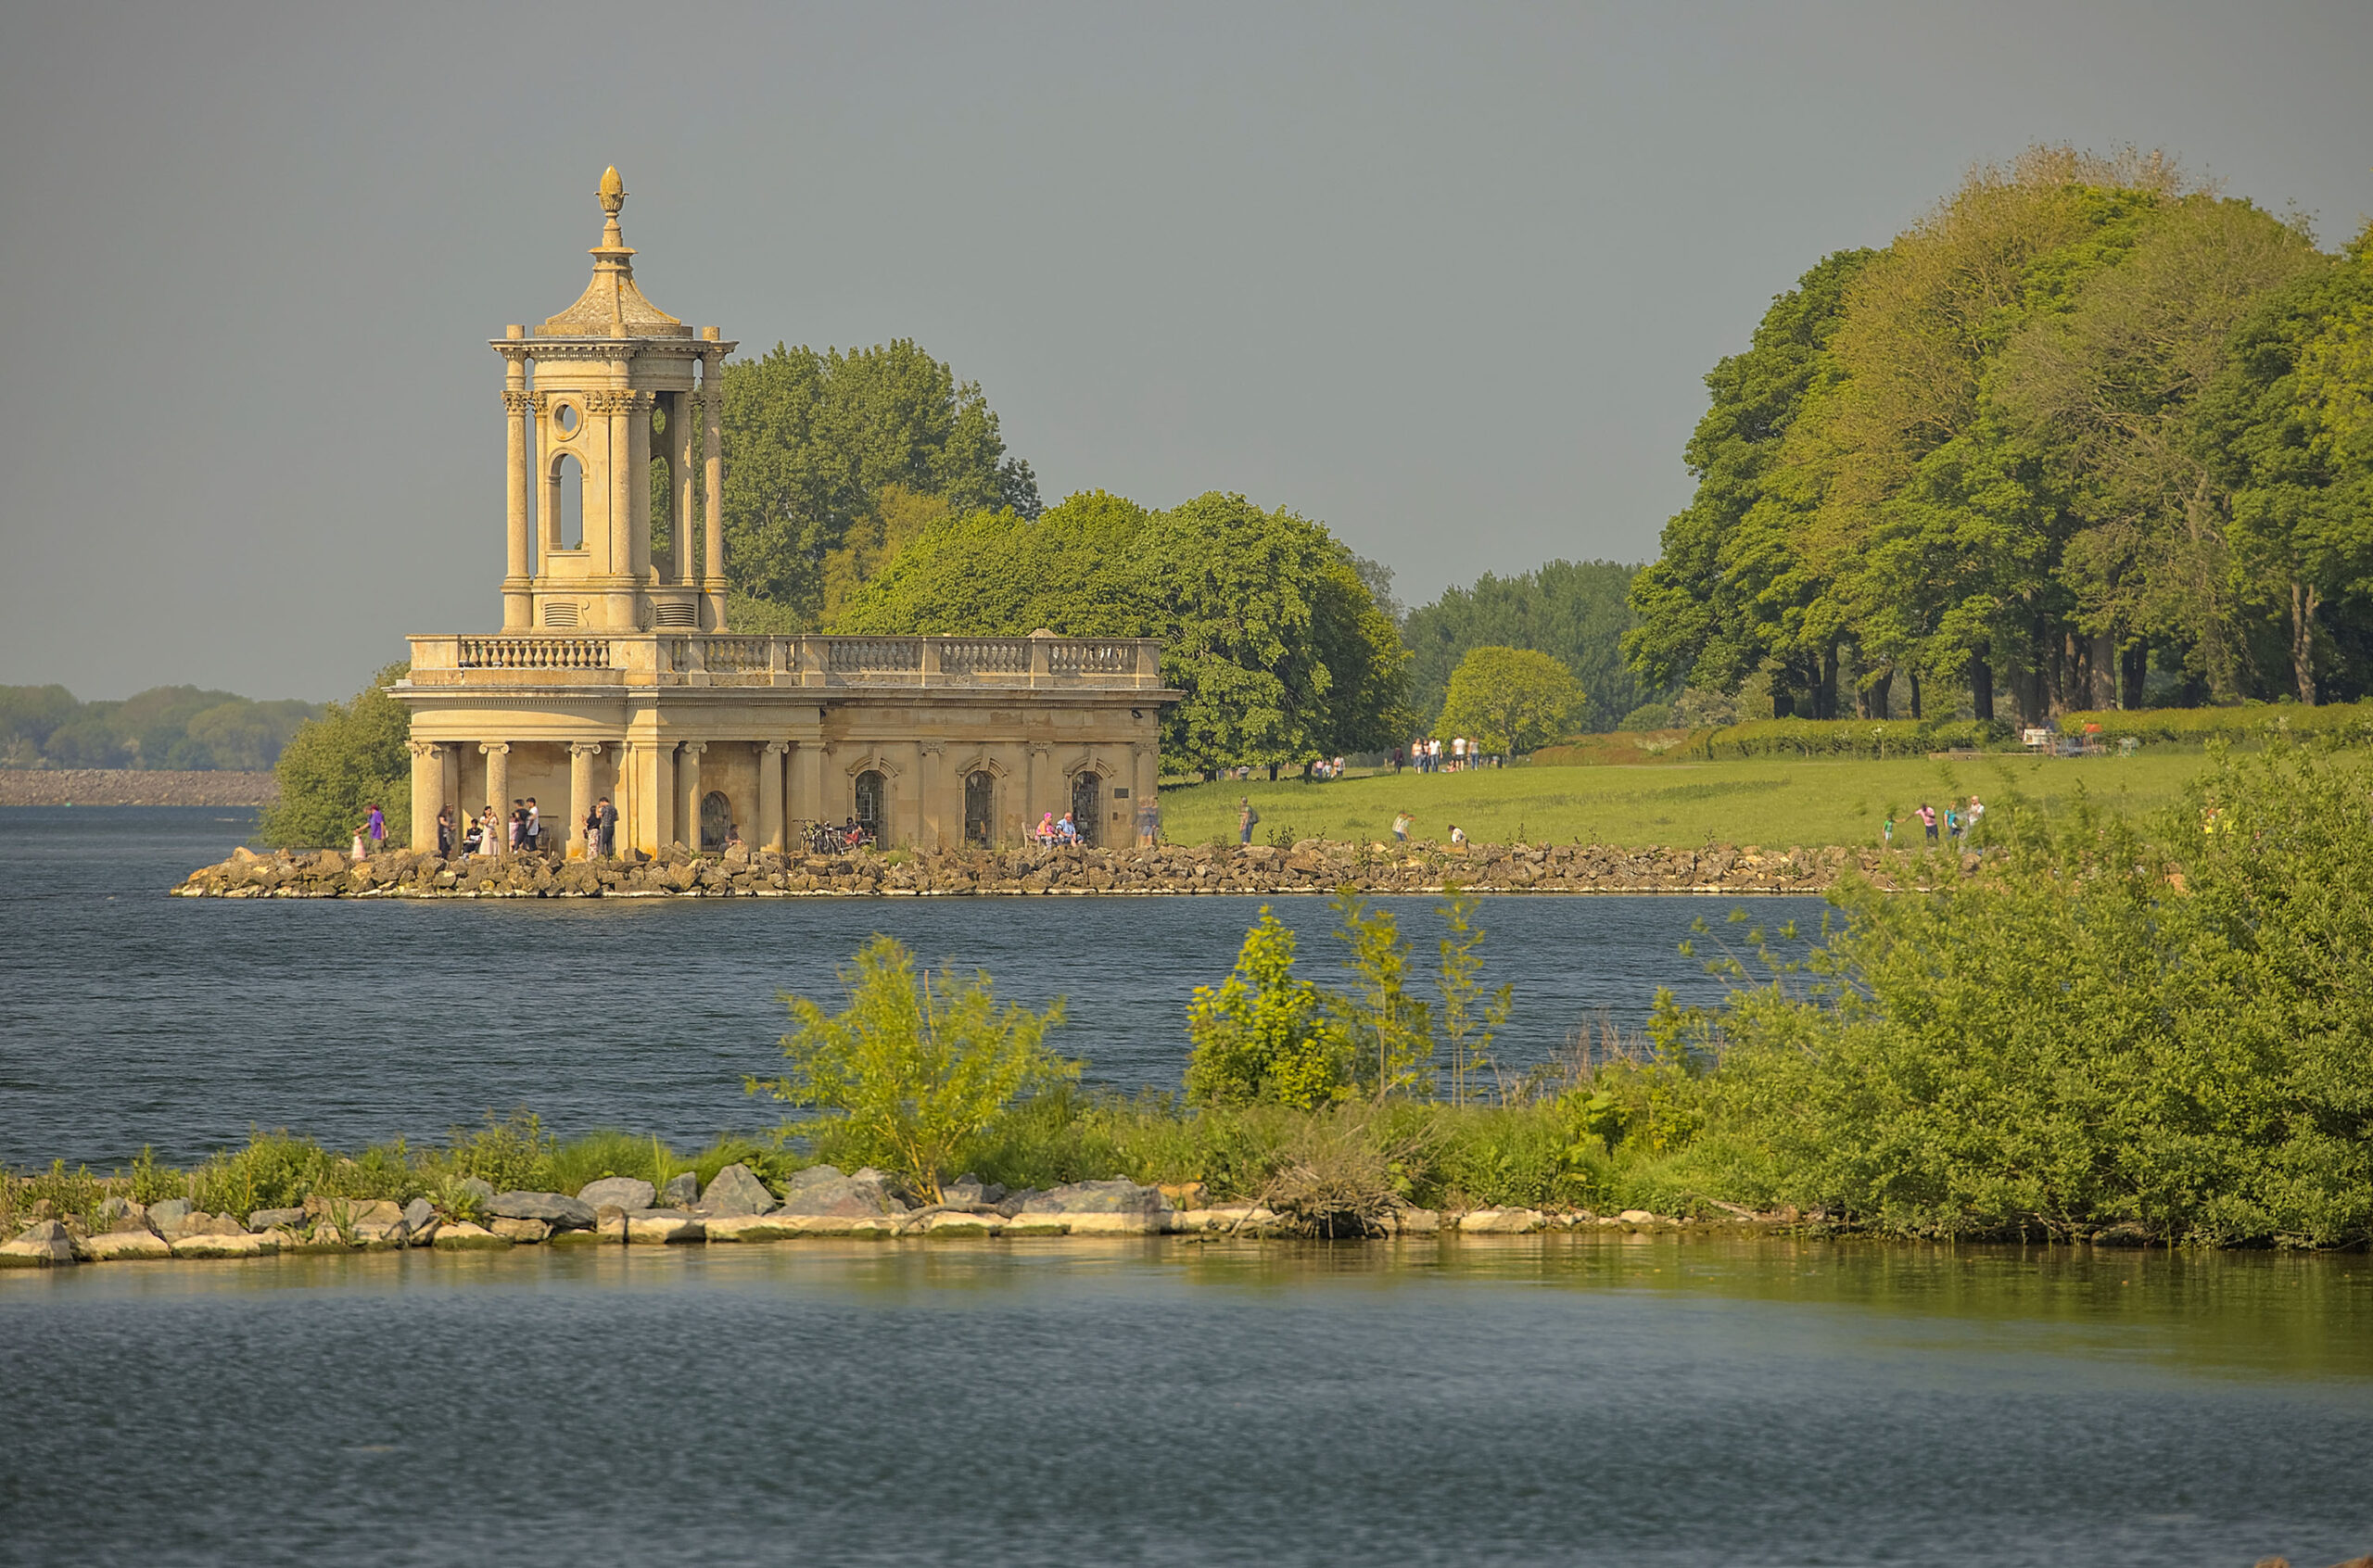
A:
437,804,454,857
364,803,386,856
596,795,618,858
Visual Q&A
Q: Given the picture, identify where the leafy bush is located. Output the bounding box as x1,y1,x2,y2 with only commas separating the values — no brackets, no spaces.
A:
753,935,1075,1201
257,663,412,849
1696,715,2017,759
1694,742,2373,1245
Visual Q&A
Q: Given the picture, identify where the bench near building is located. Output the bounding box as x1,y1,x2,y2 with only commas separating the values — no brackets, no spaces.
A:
396,170,1174,856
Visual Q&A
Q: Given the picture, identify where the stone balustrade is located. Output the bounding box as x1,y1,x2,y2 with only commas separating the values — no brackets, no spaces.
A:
404,633,1166,690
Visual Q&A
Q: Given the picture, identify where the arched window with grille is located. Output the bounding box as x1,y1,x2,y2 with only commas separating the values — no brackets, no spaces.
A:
854,770,885,843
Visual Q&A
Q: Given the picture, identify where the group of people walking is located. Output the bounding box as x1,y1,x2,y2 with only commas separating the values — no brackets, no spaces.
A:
1883,795,1985,848
1403,737,1492,772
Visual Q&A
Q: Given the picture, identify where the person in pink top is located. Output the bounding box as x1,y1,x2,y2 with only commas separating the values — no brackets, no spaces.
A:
1916,803,1938,844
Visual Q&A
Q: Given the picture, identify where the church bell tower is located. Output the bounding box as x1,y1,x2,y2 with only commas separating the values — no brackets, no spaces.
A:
491,168,735,633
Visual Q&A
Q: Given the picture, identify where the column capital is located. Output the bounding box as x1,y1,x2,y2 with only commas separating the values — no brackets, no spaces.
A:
501,389,534,415
762,740,792,756
679,740,707,757
409,740,442,759
920,740,945,756
569,740,604,757
479,741,510,757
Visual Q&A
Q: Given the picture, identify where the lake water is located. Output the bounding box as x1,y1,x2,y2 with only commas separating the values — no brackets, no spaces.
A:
3,808,2367,1566
0,807,1827,1168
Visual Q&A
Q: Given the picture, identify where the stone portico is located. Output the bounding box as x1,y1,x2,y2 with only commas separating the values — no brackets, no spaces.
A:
394,171,1174,856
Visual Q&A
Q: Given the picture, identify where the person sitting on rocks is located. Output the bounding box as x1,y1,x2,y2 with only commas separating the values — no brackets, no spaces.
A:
1035,813,1057,847
1449,823,1467,846
1058,812,1079,844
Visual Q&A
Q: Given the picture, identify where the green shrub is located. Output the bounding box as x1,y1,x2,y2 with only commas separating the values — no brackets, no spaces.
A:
754,935,1075,1201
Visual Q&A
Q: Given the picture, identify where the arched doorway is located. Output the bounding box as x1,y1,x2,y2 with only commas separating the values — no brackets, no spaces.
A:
854,770,885,844
699,790,730,852
1070,771,1101,848
964,771,995,846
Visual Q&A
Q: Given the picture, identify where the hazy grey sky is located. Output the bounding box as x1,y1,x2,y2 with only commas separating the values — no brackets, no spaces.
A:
3,3,2367,701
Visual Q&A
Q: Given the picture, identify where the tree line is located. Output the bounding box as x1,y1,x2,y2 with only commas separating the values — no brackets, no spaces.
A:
1627,145,2373,723
0,684,320,771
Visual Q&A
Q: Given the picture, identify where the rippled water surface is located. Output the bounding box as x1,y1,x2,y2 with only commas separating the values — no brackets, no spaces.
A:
6,809,2368,1567
0,807,1824,1166
5,1239,2369,1567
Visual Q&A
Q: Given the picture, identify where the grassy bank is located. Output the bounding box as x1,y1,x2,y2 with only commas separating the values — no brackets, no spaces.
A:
1157,750,2215,848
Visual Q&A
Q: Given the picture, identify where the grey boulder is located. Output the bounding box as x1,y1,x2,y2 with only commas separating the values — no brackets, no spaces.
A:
942,1174,1008,1208
400,1196,437,1233
576,1177,655,1212
778,1167,905,1218
247,1207,307,1232
658,1171,700,1208
147,1198,193,1237
697,1164,776,1217
1018,1180,1169,1217
490,1191,598,1230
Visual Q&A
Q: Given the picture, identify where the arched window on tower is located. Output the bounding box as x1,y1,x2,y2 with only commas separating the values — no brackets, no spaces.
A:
1071,772,1102,848
700,790,730,853
552,453,585,551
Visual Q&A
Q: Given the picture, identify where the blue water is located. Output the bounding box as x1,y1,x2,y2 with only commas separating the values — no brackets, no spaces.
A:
0,807,1823,1168
4,807,2367,1567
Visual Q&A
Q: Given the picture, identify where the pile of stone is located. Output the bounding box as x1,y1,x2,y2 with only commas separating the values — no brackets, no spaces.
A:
0,768,280,808
176,838,1942,900
1,1160,1803,1268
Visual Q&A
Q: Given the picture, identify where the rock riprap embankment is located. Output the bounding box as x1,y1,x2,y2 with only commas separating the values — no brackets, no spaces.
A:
0,1163,1794,1269
0,768,278,807
177,839,1952,900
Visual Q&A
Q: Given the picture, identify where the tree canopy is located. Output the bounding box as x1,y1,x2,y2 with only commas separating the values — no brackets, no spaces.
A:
1434,646,1588,755
1627,145,2367,720
718,340,1040,626
257,664,412,848
835,490,1412,773
1404,561,1663,733
0,684,321,770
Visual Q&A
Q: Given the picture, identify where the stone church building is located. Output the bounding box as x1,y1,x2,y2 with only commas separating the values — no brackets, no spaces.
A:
395,170,1174,856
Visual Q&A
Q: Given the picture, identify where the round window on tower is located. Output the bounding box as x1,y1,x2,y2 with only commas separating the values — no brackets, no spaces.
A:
552,401,580,436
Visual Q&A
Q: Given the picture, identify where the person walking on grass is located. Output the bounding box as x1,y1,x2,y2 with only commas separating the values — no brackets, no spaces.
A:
1917,803,1938,844
1882,812,1895,849
1393,811,1413,844
1238,796,1259,845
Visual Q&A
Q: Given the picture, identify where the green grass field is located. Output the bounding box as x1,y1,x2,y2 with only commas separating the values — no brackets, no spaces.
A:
1155,751,2221,849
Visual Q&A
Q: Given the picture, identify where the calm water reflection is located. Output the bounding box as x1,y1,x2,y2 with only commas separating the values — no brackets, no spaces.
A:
4,1237,2367,1566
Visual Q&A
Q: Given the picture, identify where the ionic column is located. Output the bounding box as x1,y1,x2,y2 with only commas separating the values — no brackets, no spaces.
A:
606,383,634,580
502,331,532,630
679,741,705,851
760,741,788,853
568,742,603,858
409,741,443,852
480,742,511,853
628,390,654,579
649,742,674,854
671,390,695,586
701,340,726,628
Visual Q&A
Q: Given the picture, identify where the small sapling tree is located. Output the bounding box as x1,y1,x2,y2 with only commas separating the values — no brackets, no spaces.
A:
755,936,1075,1202
1184,908,1351,1108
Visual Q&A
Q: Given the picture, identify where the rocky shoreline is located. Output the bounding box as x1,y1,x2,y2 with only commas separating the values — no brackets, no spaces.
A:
175,837,1945,899
0,768,277,807
2,1162,1792,1270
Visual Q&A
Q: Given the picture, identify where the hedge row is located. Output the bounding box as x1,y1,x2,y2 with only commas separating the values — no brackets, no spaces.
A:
1691,701,2373,760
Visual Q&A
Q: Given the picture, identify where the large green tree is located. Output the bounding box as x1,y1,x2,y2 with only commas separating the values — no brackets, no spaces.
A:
1406,561,1662,734
257,664,412,849
1432,647,1587,755
719,340,1039,624
834,490,1411,773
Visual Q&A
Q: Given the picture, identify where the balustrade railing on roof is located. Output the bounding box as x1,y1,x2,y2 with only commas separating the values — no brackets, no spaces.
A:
457,636,614,670
417,633,1160,688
